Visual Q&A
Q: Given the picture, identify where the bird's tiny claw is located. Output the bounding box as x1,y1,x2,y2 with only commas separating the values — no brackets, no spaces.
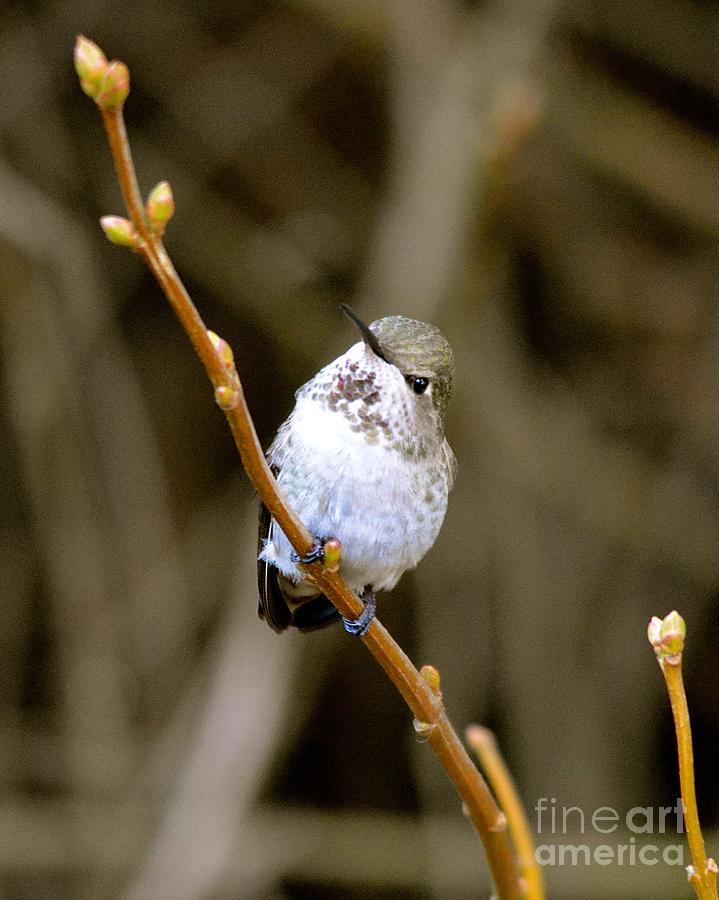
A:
291,539,324,565
342,592,376,637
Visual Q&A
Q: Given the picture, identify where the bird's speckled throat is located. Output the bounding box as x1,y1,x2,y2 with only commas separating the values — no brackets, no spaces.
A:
299,343,409,449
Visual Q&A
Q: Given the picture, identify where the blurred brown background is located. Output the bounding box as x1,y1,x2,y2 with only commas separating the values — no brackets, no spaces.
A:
2,1,719,898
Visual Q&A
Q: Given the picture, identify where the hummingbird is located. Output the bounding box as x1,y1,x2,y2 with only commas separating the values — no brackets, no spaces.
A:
257,305,456,634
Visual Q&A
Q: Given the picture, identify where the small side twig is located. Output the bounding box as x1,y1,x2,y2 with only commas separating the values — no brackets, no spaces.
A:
648,611,718,900
74,36,523,899
467,725,544,900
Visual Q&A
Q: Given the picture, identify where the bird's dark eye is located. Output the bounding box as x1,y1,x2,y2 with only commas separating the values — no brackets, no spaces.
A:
406,376,430,395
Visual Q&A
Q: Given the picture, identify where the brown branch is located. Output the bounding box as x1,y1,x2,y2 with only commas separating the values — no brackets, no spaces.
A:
101,108,146,233
74,36,522,899
467,725,545,900
649,612,718,900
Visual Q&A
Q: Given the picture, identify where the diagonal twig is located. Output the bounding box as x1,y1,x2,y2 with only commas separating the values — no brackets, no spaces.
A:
73,35,523,899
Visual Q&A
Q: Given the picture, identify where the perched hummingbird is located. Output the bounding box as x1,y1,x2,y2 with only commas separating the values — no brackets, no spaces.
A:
257,306,456,634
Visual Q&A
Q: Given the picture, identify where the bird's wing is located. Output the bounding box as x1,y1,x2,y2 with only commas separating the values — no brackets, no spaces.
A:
256,494,340,633
257,499,292,632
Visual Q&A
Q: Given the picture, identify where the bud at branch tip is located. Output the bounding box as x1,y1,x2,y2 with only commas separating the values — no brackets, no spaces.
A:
214,384,239,410
648,610,686,664
322,538,342,573
100,216,138,247
207,330,235,369
96,60,130,110
465,724,494,750
146,181,175,233
420,664,442,696
74,35,108,100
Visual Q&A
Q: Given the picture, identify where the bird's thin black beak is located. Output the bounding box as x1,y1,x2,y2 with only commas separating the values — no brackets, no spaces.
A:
340,304,395,366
